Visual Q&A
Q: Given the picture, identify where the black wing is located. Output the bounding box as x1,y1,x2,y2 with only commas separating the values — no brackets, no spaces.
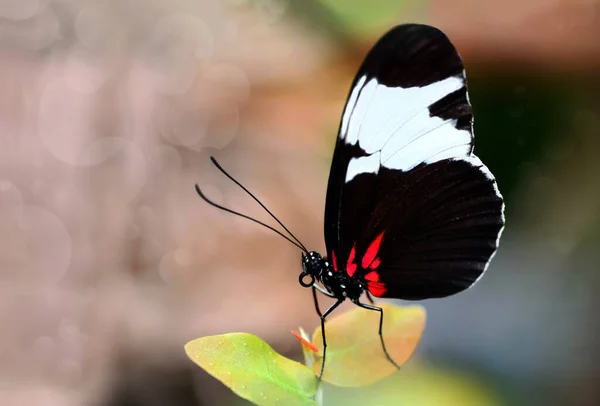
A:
323,24,504,300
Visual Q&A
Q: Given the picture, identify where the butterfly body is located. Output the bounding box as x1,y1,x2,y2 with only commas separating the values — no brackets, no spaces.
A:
302,251,366,302
298,24,504,378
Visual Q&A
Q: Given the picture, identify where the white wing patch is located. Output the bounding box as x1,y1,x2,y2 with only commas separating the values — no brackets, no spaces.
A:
341,75,366,137
341,75,472,183
345,152,381,182
345,79,378,145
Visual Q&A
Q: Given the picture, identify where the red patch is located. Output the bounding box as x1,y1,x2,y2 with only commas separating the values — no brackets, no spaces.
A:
365,270,386,296
346,245,357,277
364,271,379,282
368,282,387,297
331,250,338,272
361,232,384,269
369,257,381,270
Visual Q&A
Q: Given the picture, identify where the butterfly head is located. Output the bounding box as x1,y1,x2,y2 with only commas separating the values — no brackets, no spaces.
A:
299,251,327,288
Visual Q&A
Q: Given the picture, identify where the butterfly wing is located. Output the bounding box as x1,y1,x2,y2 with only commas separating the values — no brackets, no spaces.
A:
324,24,505,300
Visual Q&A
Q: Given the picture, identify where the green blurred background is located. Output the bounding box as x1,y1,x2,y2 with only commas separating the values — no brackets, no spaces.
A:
1,0,599,405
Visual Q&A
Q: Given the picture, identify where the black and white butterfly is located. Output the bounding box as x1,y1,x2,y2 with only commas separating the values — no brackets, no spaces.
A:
196,23,505,379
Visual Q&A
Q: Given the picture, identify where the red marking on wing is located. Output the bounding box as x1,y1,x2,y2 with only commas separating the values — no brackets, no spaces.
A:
365,270,386,296
368,282,387,297
364,271,379,282
369,257,381,270
331,250,338,272
361,232,384,269
346,245,357,277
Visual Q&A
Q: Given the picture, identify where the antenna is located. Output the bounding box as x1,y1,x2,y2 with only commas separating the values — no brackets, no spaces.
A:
195,157,309,253
208,157,308,252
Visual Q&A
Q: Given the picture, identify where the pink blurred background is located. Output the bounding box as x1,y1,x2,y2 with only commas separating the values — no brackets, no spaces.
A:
1,1,600,405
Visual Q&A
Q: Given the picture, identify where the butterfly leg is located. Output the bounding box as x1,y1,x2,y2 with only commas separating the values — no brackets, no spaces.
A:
365,291,375,305
314,283,336,297
312,283,336,317
318,299,344,380
356,301,401,370
311,286,323,317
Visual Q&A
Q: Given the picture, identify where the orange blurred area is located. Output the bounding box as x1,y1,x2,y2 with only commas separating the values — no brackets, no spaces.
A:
1,1,599,405
430,0,600,68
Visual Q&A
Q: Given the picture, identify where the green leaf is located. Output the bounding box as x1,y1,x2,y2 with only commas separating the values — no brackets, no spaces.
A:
311,303,426,387
185,333,318,406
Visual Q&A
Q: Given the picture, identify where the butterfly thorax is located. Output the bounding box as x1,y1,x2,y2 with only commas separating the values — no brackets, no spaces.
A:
320,265,364,301
301,251,364,301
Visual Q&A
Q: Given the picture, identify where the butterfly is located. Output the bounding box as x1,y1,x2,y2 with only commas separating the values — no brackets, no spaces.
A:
196,23,505,380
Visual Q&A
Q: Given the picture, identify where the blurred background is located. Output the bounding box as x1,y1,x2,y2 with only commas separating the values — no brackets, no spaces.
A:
1,0,599,405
